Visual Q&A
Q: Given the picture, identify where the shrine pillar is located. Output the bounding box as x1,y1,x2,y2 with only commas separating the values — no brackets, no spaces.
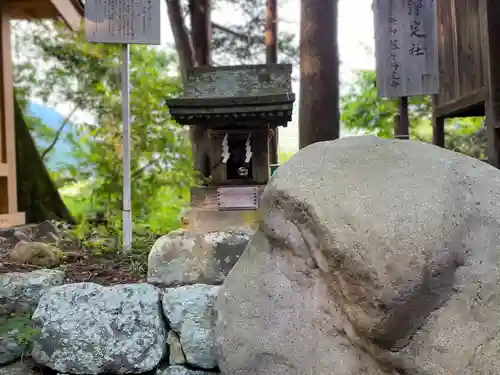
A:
0,5,24,228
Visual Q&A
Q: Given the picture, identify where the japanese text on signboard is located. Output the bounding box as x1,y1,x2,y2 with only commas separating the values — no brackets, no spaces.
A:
373,0,439,98
85,0,161,45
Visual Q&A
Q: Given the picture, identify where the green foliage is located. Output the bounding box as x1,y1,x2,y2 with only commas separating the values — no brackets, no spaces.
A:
278,150,296,164
341,70,432,138
442,118,486,159
340,69,486,158
13,21,196,242
0,313,40,354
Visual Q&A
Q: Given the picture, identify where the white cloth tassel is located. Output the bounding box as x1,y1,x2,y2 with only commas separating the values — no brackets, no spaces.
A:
245,133,252,163
221,133,230,163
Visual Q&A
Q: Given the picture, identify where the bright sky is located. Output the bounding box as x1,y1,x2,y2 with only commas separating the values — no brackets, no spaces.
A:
272,0,376,149
50,0,377,152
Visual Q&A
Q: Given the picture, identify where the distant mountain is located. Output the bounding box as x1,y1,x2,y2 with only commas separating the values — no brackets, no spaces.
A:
26,101,78,169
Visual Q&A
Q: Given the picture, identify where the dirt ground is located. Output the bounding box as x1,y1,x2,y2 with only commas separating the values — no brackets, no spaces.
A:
0,247,147,285
0,219,158,285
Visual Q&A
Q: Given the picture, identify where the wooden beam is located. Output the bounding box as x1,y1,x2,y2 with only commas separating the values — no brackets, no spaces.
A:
0,163,7,176
4,0,59,20
0,8,19,216
0,212,25,228
433,88,487,118
50,0,82,31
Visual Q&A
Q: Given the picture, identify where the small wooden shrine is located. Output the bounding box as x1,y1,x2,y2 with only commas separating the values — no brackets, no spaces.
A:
167,64,294,214
432,0,500,166
0,0,83,228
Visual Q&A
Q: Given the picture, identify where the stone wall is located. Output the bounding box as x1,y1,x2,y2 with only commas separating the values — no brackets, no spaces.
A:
0,270,222,375
0,226,251,375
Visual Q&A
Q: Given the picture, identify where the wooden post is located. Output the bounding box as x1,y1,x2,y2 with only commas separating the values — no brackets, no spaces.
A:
485,99,500,168
395,96,410,139
266,0,278,164
432,116,445,147
0,5,24,228
485,0,500,168
431,95,445,147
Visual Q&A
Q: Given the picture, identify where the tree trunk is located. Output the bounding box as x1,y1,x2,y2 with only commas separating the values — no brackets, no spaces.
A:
299,0,339,149
165,0,212,180
190,0,212,66
266,0,279,164
188,0,212,181
165,0,194,80
14,97,75,224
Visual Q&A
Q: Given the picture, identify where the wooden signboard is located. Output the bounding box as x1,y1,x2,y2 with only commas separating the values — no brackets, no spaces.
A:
373,0,439,98
85,0,162,45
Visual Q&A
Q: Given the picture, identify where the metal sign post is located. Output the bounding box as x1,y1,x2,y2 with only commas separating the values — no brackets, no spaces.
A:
84,0,162,252
121,43,132,250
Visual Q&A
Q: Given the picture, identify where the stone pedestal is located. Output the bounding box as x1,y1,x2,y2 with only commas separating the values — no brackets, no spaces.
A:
147,229,251,287
180,208,261,232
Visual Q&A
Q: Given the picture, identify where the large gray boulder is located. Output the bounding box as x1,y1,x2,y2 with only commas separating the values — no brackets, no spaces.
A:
31,282,166,374
148,230,249,287
215,136,500,374
163,284,219,369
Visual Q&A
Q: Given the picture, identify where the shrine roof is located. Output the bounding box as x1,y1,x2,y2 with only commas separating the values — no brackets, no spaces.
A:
167,64,295,128
167,94,294,128
183,64,293,99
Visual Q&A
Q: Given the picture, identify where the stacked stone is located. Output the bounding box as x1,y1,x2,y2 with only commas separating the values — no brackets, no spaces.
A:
0,210,251,374
0,274,220,375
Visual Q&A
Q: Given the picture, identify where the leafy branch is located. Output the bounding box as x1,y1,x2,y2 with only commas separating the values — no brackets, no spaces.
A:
41,104,79,161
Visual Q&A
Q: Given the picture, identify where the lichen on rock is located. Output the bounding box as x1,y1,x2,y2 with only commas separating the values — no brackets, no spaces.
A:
31,282,166,374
